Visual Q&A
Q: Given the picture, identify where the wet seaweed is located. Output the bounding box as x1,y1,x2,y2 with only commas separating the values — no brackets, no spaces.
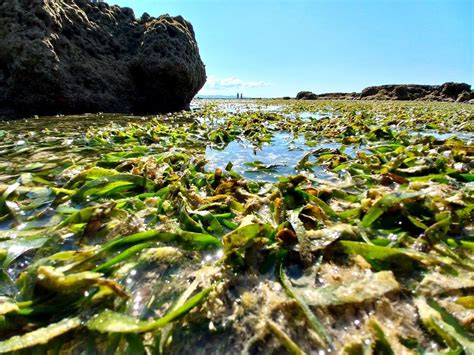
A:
0,100,472,353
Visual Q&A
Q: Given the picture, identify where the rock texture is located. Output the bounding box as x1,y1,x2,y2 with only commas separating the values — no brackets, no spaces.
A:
0,0,206,118
296,82,473,103
359,83,472,101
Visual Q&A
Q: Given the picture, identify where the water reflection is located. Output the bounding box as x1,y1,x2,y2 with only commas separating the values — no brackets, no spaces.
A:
205,132,348,182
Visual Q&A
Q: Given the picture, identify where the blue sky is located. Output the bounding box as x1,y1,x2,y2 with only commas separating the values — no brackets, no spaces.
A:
110,0,472,97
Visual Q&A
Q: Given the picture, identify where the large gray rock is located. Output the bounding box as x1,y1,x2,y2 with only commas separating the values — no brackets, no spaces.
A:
0,0,206,118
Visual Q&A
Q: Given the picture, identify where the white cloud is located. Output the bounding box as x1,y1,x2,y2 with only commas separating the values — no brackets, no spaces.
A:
203,75,271,91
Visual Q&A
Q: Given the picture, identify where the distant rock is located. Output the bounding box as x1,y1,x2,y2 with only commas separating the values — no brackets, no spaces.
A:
0,0,206,118
296,91,318,100
296,83,472,103
359,83,472,102
393,86,409,100
361,84,432,100
440,82,471,100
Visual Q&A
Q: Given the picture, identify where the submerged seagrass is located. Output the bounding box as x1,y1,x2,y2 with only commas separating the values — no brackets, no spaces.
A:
0,100,473,353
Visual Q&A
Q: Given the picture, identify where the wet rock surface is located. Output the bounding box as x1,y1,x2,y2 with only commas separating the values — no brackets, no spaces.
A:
0,0,206,118
296,82,473,102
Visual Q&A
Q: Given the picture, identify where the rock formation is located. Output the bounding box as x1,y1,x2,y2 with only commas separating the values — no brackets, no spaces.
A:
296,91,318,100
0,0,206,118
296,82,473,103
359,82,472,102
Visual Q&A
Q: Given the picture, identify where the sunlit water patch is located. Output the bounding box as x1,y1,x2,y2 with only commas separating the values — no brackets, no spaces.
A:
283,111,333,121
205,132,356,182
214,102,284,114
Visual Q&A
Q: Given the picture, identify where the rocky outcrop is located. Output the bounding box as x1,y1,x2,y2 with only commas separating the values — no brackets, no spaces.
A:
359,83,471,101
296,83,472,102
296,91,318,100
440,82,471,100
0,0,206,118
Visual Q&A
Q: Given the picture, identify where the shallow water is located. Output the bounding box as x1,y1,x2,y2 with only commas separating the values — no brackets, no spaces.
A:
284,111,332,121
205,132,354,182
2,103,470,186
0,100,473,353
206,132,307,181
217,102,284,114
408,129,474,141
0,114,152,166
